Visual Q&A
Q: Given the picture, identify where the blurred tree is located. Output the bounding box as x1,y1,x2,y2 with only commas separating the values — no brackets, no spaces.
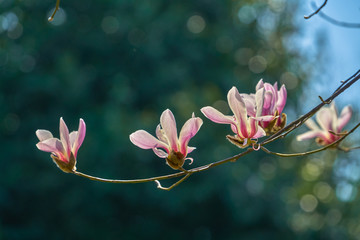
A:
2,0,358,239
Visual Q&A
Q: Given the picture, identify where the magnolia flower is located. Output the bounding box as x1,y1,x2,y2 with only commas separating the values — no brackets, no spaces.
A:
36,118,86,173
297,102,352,146
201,86,274,149
240,79,287,134
130,109,203,170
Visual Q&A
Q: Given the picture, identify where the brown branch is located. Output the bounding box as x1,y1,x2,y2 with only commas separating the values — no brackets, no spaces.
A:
72,69,360,190
48,0,61,22
307,2,360,28
304,0,328,19
261,121,360,157
260,69,360,146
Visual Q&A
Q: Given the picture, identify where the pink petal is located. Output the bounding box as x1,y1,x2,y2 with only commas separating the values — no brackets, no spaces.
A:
201,106,235,125
179,116,203,155
255,87,265,117
240,93,256,117
304,118,320,131
248,117,258,137
130,130,169,152
59,117,71,159
187,146,196,154
255,79,264,91
277,84,287,113
36,130,53,141
160,109,179,152
273,82,279,92
71,118,86,158
252,126,266,139
263,90,273,111
252,115,275,122
296,130,325,141
227,87,248,138
316,106,335,131
337,105,352,132
155,124,168,143
153,148,168,158
263,83,277,107
36,138,67,162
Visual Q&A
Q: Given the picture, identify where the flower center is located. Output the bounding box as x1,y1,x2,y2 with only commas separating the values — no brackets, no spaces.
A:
166,150,185,170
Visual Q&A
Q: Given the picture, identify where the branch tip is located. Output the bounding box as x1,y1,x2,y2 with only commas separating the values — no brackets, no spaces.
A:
304,0,328,19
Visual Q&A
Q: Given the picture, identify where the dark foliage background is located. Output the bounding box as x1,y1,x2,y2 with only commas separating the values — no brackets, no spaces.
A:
1,0,358,239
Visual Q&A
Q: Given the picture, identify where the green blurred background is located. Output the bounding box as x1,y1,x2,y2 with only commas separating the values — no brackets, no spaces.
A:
1,0,360,239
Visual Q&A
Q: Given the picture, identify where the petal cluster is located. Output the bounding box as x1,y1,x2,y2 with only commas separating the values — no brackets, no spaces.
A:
36,118,86,172
201,86,274,148
297,102,352,146
130,109,203,170
253,79,287,134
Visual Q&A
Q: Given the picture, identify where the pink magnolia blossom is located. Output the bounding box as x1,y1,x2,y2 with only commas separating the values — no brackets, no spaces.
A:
297,102,352,146
201,86,274,149
240,79,287,134
130,109,203,170
36,118,86,173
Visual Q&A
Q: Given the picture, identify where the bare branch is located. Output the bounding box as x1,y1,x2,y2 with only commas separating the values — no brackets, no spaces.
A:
155,173,192,191
308,2,360,28
304,0,328,19
261,70,360,145
71,70,360,190
261,121,360,157
48,0,61,22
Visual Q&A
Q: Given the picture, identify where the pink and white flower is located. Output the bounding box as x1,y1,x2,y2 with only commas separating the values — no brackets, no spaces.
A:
297,102,352,146
201,86,274,148
36,117,86,173
130,109,203,170
241,79,287,134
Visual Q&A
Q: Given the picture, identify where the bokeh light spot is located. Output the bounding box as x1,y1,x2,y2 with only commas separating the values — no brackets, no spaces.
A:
280,72,298,90
248,55,267,73
336,181,357,202
237,5,257,24
313,182,332,202
101,16,119,34
234,48,253,65
300,194,318,212
47,8,66,26
187,15,206,34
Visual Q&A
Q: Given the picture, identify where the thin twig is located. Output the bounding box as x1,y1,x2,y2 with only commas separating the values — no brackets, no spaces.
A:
261,70,360,146
73,148,254,185
304,0,328,19
338,146,360,152
155,173,192,191
48,0,61,22
261,122,360,157
313,2,360,28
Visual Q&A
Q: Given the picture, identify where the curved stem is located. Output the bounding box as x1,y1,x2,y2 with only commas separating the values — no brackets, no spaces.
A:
73,148,254,184
338,146,360,152
48,0,61,22
312,2,360,28
155,173,192,191
260,70,360,146
304,0,327,19
261,122,360,157
70,70,360,189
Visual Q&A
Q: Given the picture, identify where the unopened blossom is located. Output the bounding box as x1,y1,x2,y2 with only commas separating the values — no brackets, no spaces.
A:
241,79,287,135
201,86,274,149
297,102,352,146
130,109,203,170
36,118,86,173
